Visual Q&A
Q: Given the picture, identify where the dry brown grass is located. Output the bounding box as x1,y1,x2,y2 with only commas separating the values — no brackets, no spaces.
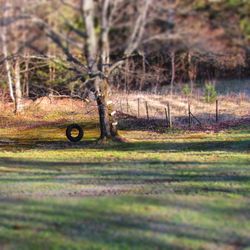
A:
0,91,249,132
0,97,98,131
113,92,250,127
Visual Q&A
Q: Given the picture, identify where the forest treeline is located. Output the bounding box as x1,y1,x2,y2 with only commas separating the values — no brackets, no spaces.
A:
0,0,249,138
0,0,249,98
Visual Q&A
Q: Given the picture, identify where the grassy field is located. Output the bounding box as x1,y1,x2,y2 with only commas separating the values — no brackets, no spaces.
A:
0,107,250,250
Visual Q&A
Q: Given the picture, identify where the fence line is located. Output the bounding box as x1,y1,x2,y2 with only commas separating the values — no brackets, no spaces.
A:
216,100,219,123
114,96,233,129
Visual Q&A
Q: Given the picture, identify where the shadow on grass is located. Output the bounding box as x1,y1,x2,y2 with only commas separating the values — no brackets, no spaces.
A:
0,137,249,153
1,111,249,152
0,198,176,249
102,139,250,153
0,157,249,196
0,197,249,249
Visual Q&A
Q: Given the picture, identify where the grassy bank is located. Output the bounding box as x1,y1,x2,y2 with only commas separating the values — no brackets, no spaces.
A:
0,115,249,249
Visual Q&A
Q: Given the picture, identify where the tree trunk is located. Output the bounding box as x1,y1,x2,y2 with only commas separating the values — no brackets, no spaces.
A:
3,41,15,102
124,59,129,93
140,52,146,91
49,58,56,95
23,51,30,97
188,51,196,94
96,94,111,139
83,0,119,142
170,50,175,97
94,76,110,139
48,15,56,95
1,1,15,102
14,57,23,113
95,77,118,141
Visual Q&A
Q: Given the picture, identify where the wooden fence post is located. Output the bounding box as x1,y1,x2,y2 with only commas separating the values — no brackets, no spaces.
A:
164,107,169,127
167,102,172,128
145,101,149,120
216,100,219,123
188,103,191,128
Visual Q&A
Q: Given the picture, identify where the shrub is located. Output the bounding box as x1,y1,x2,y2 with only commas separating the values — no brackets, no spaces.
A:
204,83,217,103
182,84,191,97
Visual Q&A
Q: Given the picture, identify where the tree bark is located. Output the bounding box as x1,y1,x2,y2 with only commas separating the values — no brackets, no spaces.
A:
170,50,175,97
140,52,146,91
1,1,15,102
2,37,15,102
124,59,129,93
14,57,23,113
23,50,30,97
96,79,111,139
187,51,197,94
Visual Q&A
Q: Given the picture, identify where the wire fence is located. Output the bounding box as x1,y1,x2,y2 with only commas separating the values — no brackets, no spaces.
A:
0,92,249,131
113,93,250,129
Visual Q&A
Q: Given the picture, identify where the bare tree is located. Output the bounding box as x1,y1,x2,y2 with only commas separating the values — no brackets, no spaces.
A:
1,1,15,102
87,0,152,140
14,56,23,113
24,0,152,141
0,0,31,112
170,49,175,97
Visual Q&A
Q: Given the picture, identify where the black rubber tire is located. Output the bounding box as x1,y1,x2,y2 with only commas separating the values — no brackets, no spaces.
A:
66,124,84,142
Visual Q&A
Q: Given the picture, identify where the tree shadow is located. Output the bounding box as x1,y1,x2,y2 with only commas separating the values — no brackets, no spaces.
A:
0,136,249,152
0,157,249,196
103,139,250,153
0,197,249,249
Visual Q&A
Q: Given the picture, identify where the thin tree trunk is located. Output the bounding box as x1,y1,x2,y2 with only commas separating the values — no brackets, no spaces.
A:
48,15,56,95
1,1,15,102
140,52,146,91
49,56,56,95
2,40,15,102
23,50,30,97
188,51,196,94
170,50,175,97
14,57,23,113
124,59,129,93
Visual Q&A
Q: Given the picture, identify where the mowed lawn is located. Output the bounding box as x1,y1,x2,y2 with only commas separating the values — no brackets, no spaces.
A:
0,120,250,250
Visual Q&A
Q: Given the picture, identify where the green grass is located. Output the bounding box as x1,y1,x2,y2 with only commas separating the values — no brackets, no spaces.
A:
0,120,250,250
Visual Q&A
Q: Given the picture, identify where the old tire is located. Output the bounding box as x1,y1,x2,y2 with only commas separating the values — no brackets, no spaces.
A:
66,124,84,142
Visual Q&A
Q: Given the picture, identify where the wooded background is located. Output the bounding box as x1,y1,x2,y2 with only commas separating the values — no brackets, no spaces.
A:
0,0,249,138
1,0,249,98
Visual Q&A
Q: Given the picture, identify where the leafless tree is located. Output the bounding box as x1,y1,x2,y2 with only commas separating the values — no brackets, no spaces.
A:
1,1,15,102
19,0,152,141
